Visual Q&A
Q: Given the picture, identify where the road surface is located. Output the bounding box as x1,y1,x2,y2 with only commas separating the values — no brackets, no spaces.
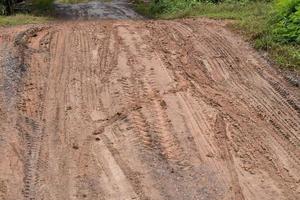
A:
0,11,299,200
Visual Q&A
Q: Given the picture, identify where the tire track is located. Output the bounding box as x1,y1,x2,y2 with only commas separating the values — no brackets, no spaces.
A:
1,19,299,200
147,20,300,199
17,117,43,200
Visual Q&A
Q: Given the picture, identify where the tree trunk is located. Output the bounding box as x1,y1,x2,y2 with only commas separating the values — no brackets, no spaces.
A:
3,0,14,15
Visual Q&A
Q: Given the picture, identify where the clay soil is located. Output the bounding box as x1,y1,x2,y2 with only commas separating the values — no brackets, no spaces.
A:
0,19,299,200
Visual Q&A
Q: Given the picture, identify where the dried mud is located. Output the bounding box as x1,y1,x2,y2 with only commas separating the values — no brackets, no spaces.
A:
0,19,299,200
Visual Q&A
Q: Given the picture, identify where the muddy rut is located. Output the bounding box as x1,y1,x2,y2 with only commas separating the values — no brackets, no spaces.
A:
0,19,299,200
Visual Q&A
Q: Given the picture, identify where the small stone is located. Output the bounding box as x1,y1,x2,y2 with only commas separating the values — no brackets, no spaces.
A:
160,100,167,109
206,152,214,158
93,127,104,135
72,144,79,150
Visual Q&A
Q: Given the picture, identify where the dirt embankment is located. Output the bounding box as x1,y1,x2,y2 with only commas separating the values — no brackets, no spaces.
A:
0,19,299,200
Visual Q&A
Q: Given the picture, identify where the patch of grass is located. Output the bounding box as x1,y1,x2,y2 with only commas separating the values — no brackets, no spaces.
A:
180,2,269,19
134,1,300,71
0,14,50,26
133,0,152,17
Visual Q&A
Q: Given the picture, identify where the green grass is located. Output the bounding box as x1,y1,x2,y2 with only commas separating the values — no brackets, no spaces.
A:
134,0,152,17
134,1,300,71
0,14,50,26
174,2,270,19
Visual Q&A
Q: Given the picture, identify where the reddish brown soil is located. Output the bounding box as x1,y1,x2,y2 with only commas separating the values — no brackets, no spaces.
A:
0,19,299,200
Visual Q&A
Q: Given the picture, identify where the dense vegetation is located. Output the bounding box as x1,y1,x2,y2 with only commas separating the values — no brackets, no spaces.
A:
272,0,300,44
0,0,53,25
135,0,300,70
0,0,54,15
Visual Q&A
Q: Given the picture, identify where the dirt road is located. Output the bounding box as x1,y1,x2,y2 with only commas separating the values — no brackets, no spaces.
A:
54,0,142,19
0,19,299,200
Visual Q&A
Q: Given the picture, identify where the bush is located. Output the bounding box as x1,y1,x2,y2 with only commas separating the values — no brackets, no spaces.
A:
0,0,54,16
31,0,55,14
271,0,300,44
0,0,14,15
0,3,5,15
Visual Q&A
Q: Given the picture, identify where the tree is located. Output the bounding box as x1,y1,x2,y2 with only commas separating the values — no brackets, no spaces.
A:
1,0,14,15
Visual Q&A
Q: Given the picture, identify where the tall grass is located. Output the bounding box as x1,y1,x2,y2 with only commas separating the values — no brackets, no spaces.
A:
149,0,199,14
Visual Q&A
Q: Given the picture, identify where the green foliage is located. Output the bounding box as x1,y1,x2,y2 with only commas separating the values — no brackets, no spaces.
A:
271,0,300,44
133,0,152,17
0,0,52,25
0,2,5,15
149,0,201,15
0,0,55,16
31,0,55,14
176,1,271,20
147,0,266,17
0,0,14,15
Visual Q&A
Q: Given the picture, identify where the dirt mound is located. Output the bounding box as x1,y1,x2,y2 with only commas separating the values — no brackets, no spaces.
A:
0,19,299,200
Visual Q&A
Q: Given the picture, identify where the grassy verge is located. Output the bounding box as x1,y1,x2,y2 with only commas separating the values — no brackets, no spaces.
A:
0,14,50,26
134,1,300,71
